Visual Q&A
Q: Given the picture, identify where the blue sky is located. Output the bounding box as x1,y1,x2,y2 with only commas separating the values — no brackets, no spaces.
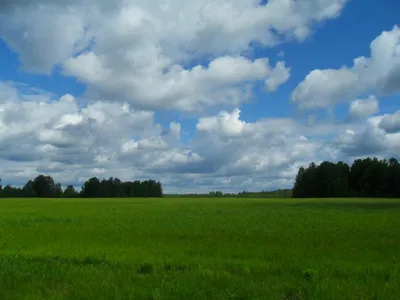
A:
0,0,399,192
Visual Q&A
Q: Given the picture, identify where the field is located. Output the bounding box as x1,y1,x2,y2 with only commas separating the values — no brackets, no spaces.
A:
0,198,399,299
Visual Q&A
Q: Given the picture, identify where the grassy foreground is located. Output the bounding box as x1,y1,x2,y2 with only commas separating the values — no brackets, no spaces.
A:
0,198,399,299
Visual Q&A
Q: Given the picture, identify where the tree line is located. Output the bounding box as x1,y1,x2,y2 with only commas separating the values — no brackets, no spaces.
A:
0,175,163,198
166,189,292,198
292,157,400,198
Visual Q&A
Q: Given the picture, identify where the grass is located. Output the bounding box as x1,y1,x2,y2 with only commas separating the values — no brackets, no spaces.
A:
0,197,399,299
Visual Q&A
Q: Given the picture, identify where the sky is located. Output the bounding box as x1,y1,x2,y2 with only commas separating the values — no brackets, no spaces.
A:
0,0,399,193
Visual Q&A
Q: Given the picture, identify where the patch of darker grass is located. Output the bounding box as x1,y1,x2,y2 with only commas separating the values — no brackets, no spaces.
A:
289,201,400,210
162,263,195,273
280,286,309,300
224,264,251,277
137,262,154,275
302,268,319,282
47,254,108,266
0,254,112,269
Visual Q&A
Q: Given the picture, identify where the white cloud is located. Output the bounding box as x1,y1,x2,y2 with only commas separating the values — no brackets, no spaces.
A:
292,25,400,109
348,95,379,119
0,5,89,74
0,0,349,111
193,108,330,181
0,82,339,192
335,115,400,158
196,108,250,137
378,110,400,133
169,122,181,140
264,61,292,92
0,82,162,181
2,82,400,192
63,55,290,111
4,1,400,193
335,127,387,157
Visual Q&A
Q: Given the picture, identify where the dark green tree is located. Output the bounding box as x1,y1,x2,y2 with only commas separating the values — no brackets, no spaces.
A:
22,180,37,197
80,177,102,198
63,185,79,198
32,175,57,198
293,157,400,198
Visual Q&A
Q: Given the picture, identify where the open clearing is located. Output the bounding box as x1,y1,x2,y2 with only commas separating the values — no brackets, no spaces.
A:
0,197,399,299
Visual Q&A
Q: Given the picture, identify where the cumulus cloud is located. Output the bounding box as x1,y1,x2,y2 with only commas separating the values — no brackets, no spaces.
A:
335,127,387,157
0,82,191,185
292,25,400,109
196,108,249,137
348,95,379,119
335,115,400,158
0,5,89,74
0,0,349,111
64,55,290,111
5,0,399,193
378,110,400,133
194,108,331,180
2,81,399,192
0,82,349,192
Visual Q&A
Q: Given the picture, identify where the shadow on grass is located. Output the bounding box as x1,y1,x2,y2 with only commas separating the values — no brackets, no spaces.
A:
0,253,147,278
245,199,400,211
288,200,400,210
0,254,111,267
0,254,193,275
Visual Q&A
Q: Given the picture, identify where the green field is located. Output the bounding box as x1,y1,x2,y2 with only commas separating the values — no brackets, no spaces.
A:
0,198,399,299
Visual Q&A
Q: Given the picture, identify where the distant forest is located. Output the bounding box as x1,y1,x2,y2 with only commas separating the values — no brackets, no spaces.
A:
1,156,399,199
166,189,292,198
293,157,400,198
0,176,163,198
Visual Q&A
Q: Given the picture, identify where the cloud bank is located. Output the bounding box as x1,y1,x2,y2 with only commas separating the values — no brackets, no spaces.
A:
1,0,399,192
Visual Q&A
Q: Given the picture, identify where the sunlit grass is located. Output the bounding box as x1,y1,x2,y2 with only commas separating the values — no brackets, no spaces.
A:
0,197,399,299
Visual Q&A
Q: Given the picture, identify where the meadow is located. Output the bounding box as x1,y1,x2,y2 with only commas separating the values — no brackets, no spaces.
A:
0,197,399,299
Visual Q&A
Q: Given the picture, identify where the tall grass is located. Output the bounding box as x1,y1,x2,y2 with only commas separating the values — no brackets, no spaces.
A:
0,197,399,299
